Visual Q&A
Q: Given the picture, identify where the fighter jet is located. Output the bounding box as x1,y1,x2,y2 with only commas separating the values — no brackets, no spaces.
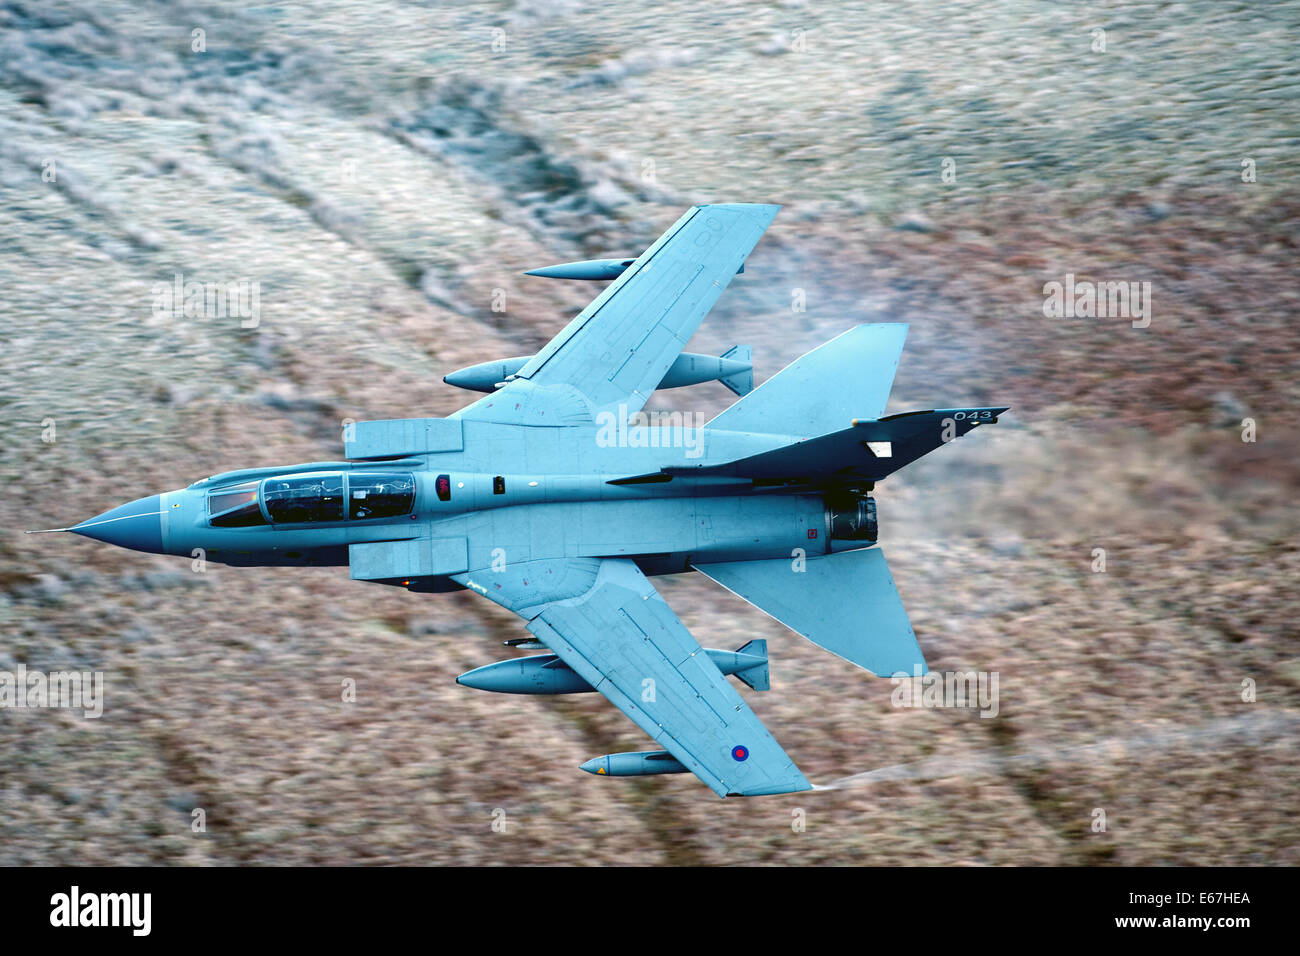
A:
32,204,1006,797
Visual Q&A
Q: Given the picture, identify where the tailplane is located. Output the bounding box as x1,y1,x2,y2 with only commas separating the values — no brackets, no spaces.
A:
693,548,924,677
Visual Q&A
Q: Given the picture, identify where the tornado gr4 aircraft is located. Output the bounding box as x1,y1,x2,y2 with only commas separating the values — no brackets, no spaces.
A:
34,204,1006,797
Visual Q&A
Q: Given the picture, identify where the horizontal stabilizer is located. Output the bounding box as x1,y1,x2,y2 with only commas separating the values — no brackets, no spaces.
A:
707,324,908,437
693,548,925,677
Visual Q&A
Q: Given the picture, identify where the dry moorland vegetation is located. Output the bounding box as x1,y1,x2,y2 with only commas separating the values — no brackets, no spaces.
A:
1,1,1296,864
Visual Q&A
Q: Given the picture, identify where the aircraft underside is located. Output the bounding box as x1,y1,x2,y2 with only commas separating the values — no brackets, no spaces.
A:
36,203,1005,797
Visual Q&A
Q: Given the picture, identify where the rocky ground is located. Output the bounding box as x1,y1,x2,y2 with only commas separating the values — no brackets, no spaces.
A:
1,0,1297,865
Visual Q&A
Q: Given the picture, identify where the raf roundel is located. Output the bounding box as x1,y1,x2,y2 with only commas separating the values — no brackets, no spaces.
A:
731,745,749,762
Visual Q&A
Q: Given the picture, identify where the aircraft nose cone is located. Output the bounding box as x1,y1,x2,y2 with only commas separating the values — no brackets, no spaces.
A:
71,494,165,554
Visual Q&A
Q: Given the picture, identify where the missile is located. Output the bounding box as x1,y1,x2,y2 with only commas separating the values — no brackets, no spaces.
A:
580,751,689,777
503,637,547,650
444,346,753,396
457,640,769,695
524,257,744,281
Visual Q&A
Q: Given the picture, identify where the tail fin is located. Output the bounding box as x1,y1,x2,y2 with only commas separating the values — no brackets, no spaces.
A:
719,345,753,397
694,548,924,677
708,324,908,437
733,639,769,691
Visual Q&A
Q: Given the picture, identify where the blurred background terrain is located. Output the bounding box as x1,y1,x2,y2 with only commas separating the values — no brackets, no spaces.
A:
1,0,1297,864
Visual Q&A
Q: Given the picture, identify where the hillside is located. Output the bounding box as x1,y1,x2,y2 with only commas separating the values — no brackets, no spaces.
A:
1,0,1297,865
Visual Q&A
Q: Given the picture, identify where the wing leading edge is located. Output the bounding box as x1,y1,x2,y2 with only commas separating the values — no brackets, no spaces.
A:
453,557,811,797
454,203,780,427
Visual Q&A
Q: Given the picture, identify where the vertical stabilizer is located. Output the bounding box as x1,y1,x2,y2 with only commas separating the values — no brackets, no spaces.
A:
706,324,908,437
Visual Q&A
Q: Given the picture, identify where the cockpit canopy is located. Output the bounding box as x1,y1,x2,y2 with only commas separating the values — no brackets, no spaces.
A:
207,481,264,527
208,472,415,527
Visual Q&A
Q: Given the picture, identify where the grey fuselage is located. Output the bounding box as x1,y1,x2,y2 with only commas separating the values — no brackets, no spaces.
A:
148,421,869,588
